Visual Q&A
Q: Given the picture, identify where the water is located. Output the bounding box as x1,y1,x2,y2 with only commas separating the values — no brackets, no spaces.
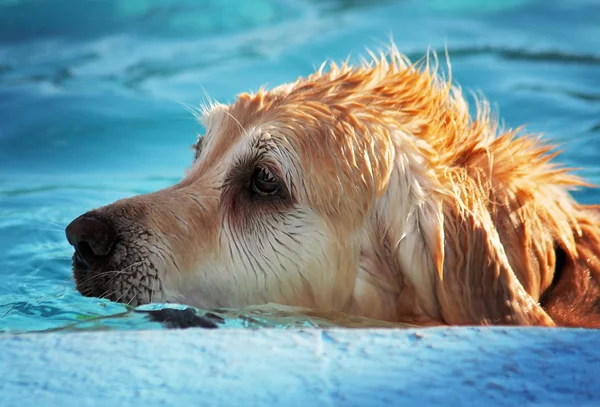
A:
1,0,599,333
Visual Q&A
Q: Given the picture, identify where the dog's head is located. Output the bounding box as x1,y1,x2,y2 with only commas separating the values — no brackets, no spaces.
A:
65,50,446,320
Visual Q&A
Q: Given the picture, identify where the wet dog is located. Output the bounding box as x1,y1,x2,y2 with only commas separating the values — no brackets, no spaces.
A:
66,45,600,327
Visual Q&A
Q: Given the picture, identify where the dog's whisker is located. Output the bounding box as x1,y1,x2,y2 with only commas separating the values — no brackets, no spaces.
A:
97,289,117,301
43,220,66,229
223,110,249,138
126,294,138,307
75,270,121,287
113,287,131,305
73,261,146,292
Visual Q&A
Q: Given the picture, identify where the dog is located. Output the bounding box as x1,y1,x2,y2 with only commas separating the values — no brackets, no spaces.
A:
65,45,600,327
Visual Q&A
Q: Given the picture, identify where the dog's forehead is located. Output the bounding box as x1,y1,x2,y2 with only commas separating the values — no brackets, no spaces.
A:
188,100,286,178
194,89,384,186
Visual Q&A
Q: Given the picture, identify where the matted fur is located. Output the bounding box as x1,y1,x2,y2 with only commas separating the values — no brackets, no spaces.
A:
67,44,600,327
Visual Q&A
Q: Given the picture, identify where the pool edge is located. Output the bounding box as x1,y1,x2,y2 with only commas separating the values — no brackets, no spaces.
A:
1,326,598,407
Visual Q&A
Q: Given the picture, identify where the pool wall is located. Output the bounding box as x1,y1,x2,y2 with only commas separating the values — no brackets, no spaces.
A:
1,327,598,406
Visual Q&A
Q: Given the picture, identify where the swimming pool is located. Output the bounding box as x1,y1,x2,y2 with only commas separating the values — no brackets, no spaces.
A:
1,0,600,333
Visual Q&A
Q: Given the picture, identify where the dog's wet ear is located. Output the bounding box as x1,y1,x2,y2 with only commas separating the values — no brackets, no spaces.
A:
436,204,555,326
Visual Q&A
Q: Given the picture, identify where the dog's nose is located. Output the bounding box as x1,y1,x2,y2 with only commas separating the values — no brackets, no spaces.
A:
65,214,116,266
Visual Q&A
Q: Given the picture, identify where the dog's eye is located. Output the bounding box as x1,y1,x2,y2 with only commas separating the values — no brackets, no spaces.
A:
251,167,281,197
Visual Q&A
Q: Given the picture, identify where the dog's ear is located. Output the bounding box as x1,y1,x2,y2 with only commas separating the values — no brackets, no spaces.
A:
364,134,554,325
435,198,559,326
437,201,555,326
541,207,600,328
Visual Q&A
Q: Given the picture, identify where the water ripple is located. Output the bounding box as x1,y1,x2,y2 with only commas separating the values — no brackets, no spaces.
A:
448,46,600,65
513,84,600,104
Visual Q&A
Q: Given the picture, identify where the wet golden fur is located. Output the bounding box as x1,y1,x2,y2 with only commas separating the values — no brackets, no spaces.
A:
70,45,600,327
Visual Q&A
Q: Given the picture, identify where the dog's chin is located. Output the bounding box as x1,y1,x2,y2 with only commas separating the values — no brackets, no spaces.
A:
72,253,163,307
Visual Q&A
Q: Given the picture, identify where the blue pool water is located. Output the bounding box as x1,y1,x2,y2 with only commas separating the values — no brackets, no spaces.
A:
1,0,599,333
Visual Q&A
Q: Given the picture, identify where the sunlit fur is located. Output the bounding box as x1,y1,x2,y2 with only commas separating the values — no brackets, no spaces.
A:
73,44,600,327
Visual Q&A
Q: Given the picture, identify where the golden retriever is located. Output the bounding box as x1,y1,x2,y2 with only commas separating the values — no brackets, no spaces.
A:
65,45,600,327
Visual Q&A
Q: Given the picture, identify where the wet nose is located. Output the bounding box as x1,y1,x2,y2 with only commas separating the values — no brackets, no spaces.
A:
65,214,116,266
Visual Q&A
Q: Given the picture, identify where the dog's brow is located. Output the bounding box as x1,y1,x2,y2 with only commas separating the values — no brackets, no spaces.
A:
231,137,275,174
252,132,276,152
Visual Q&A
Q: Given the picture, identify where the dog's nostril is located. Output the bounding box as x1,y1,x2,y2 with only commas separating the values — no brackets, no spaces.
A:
65,214,117,265
75,241,95,266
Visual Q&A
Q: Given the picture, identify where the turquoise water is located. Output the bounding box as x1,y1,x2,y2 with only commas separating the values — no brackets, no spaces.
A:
1,0,599,333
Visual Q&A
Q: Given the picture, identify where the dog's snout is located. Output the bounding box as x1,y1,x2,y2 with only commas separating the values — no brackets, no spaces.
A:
65,214,117,265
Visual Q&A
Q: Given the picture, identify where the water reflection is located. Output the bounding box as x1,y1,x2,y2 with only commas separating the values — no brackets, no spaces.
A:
13,304,413,334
